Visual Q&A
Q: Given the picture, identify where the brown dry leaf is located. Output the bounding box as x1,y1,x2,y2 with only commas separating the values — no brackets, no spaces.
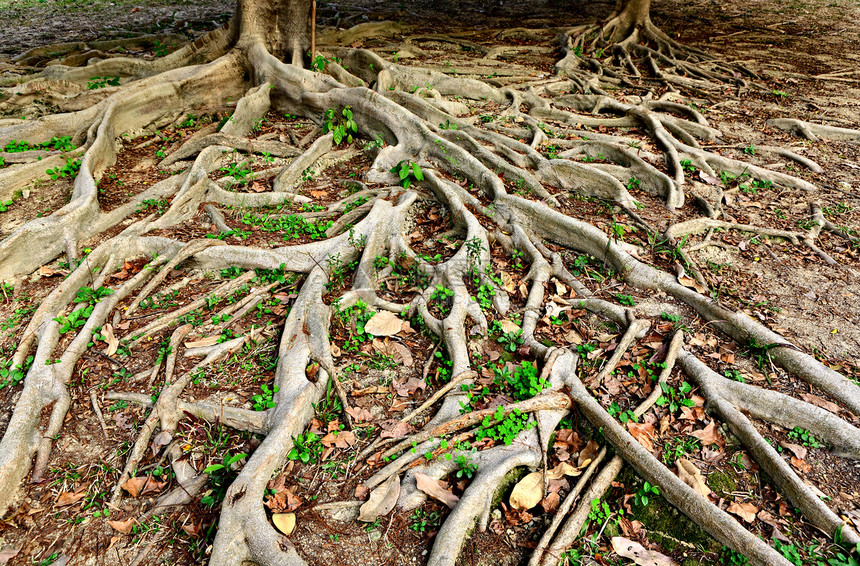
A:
379,420,412,439
800,393,841,414
791,456,812,473
689,421,724,447
540,492,561,513
272,513,296,535
628,422,656,452
107,517,135,534
727,501,759,523
612,536,677,566
182,522,203,537
120,476,165,498
39,265,61,277
57,490,87,507
249,181,266,193
151,430,172,457
309,189,327,198
500,271,516,293
676,458,711,497
498,319,520,334
578,440,599,467
546,462,585,479
678,275,707,294
358,475,400,522
779,442,807,460
101,324,119,356
0,544,22,565
321,430,356,449
345,406,373,423
364,311,403,336
415,472,459,509
509,471,544,510
399,320,415,334
184,335,220,348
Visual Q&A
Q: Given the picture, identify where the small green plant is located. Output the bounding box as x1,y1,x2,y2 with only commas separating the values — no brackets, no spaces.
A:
310,54,329,71
582,498,612,534
430,284,454,314
220,161,253,185
201,451,247,508
87,76,120,90
720,547,750,565
251,384,278,410
787,426,821,449
137,198,170,214
409,508,442,532
662,436,700,465
454,452,478,479
655,381,695,414
744,144,756,155
680,159,697,174
323,105,358,145
288,430,323,463
75,286,114,304
390,160,424,189
153,40,169,57
634,481,660,506
615,293,635,306
661,311,681,323
439,119,458,130
496,327,523,353
505,361,546,401
47,158,81,180
474,406,534,445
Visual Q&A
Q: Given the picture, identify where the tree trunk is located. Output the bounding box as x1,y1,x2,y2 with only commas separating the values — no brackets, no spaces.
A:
236,0,312,64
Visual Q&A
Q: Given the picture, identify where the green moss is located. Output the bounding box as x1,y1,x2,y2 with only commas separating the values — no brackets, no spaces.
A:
707,469,738,497
621,468,718,553
491,466,529,508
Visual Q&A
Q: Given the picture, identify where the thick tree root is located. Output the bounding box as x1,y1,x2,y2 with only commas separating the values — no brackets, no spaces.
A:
0,12,857,566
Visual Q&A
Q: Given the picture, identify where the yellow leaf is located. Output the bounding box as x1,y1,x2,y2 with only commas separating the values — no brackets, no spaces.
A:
272,513,296,535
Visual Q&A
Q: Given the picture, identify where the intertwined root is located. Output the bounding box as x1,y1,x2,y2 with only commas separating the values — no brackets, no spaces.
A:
1,13,860,566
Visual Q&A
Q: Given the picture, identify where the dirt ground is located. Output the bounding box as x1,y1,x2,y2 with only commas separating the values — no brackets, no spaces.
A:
0,0,859,565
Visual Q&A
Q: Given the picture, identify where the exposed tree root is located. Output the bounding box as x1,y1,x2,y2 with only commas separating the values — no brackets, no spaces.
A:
0,7,858,566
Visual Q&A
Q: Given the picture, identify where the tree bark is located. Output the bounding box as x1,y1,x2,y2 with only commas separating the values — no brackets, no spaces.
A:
236,0,312,64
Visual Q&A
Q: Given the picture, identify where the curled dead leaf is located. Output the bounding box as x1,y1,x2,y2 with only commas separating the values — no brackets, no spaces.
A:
415,472,459,509
727,501,758,523
108,517,135,534
510,471,544,510
358,475,400,522
676,458,711,498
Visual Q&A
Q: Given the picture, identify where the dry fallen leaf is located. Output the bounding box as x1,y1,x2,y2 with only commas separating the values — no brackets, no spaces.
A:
415,472,459,509
676,458,711,498
500,271,516,293
120,476,165,498
321,430,356,449
108,517,135,534
779,442,807,460
546,462,585,479
272,513,296,535
358,475,400,522
498,319,520,334
578,439,599,467
628,422,656,452
364,310,403,336
678,275,707,294
510,471,544,510
345,406,373,423
57,490,87,507
727,501,759,523
0,544,22,566
612,536,677,566
689,421,724,447
102,323,119,356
